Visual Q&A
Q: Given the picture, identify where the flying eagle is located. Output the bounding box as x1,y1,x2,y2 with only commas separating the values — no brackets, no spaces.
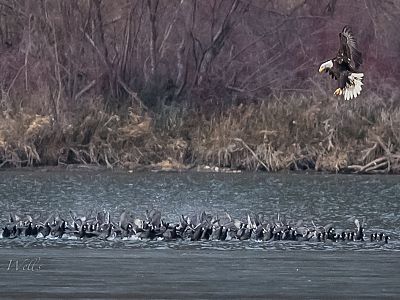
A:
319,26,364,100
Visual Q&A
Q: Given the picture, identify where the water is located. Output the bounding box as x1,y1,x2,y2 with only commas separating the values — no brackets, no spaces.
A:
0,169,399,298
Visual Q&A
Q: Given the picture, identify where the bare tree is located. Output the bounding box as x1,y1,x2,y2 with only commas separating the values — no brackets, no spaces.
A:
0,0,399,111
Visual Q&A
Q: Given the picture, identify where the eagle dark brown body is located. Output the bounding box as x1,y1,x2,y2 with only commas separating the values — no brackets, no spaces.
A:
319,26,364,100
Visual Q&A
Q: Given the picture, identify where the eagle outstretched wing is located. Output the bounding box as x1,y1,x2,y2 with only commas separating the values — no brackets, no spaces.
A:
338,26,363,70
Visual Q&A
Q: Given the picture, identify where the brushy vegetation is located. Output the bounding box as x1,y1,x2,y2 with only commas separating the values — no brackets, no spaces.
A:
1,1,400,173
2,83,400,173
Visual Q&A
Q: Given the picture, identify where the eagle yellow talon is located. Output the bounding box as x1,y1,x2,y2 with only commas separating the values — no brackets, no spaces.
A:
334,88,343,96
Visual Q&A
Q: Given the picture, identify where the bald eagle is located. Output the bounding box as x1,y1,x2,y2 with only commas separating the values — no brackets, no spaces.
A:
319,26,364,100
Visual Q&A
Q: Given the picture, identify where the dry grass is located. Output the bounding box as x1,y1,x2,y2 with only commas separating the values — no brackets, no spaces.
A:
1,83,400,173
1,0,399,173
189,85,400,173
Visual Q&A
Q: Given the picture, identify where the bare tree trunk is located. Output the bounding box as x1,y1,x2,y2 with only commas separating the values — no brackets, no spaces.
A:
159,0,184,60
195,0,240,86
42,1,62,123
175,33,188,98
93,0,109,64
147,0,159,80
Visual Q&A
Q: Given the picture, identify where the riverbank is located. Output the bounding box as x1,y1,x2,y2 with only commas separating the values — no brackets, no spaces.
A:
1,92,399,175
1,1,399,175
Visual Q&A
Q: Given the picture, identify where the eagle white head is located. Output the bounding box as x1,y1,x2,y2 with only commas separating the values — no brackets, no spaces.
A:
318,60,364,100
319,60,333,73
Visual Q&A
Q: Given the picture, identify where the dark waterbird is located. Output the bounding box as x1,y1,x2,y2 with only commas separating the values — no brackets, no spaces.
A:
39,223,51,238
1,210,392,245
24,222,33,236
210,225,222,241
2,226,11,238
163,225,178,241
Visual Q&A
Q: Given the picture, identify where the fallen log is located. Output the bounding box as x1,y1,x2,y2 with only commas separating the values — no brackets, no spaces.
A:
364,160,388,173
359,156,387,173
345,156,389,174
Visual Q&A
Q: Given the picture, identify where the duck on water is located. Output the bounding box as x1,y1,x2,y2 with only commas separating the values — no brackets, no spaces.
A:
1,210,391,244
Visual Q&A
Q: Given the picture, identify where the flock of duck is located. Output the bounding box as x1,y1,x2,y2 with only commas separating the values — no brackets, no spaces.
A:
1,210,390,243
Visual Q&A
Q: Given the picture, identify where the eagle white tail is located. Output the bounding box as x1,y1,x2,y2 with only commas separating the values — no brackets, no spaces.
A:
344,73,364,100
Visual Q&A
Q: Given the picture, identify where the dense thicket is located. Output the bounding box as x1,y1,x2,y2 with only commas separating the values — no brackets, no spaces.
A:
1,0,400,173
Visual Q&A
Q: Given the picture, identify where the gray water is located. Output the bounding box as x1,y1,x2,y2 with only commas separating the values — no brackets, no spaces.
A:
0,169,399,299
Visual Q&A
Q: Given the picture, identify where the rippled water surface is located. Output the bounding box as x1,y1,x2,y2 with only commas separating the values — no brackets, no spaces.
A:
0,169,399,298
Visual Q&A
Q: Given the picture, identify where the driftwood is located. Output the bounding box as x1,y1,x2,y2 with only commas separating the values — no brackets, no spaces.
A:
345,135,400,174
346,155,400,174
347,156,387,173
0,159,29,168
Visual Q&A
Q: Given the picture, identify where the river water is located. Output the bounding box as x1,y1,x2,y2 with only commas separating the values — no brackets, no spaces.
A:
0,170,399,299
